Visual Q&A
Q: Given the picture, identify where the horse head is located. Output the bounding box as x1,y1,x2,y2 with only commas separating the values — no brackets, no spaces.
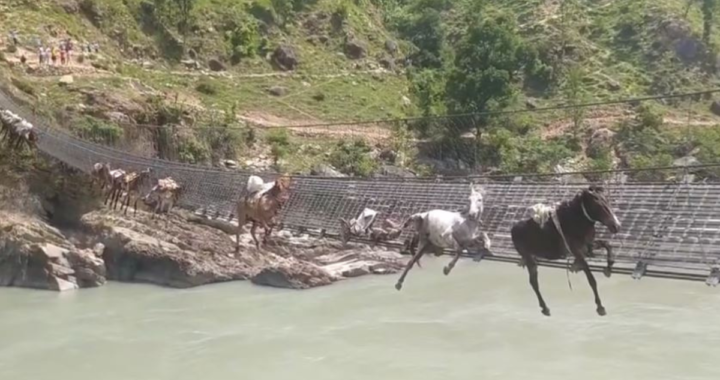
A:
580,185,621,234
26,129,38,145
275,175,291,192
467,183,486,222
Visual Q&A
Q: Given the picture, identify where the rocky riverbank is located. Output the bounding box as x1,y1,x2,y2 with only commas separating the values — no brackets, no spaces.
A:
0,207,407,292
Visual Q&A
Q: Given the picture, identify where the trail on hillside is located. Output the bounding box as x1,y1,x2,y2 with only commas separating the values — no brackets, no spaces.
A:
4,44,718,141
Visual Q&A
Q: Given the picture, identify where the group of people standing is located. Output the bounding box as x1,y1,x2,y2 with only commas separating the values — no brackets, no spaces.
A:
36,39,100,66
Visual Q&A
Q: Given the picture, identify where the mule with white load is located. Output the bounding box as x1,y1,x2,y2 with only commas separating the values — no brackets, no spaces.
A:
340,208,405,247
235,174,291,251
394,184,491,291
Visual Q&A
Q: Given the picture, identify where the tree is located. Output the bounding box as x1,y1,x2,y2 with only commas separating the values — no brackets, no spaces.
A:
444,16,529,136
701,0,717,45
395,8,446,69
561,64,588,141
175,0,195,44
684,0,718,45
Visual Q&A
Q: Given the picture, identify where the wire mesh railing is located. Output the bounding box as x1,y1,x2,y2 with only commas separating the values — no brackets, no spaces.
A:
3,88,720,282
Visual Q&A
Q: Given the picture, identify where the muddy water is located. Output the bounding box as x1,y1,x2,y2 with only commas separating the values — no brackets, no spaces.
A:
1,258,719,380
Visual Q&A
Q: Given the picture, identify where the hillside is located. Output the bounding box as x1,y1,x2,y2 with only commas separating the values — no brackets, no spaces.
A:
1,0,720,178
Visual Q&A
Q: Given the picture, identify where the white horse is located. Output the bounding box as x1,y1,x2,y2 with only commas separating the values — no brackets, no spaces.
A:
395,184,491,291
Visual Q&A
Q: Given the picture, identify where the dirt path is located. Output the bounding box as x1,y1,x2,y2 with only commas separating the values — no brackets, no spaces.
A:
541,105,718,138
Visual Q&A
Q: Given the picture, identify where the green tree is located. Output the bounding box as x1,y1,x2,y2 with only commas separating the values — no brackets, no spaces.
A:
175,0,195,44
395,8,446,69
444,15,530,136
701,0,717,45
561,65,588,141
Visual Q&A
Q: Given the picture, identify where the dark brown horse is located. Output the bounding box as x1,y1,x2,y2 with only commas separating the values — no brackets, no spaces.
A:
510,185,621,317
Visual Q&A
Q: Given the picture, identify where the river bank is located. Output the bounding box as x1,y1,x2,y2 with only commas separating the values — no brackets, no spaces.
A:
0,207,407,291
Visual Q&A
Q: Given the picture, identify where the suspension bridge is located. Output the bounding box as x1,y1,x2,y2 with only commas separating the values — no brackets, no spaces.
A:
3,87,720,285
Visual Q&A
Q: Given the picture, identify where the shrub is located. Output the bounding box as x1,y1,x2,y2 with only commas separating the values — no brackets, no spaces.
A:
195,78,218,95
177,135,210,164
328,139,378,177
72,116,124,145
226,17,262,64
265,128,291,165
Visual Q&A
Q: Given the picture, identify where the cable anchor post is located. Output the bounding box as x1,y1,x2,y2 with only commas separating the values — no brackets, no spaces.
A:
632,260,647,280
705,267,720,287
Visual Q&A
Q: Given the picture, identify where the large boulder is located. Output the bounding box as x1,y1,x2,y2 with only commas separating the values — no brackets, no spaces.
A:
310,163,346,177
374,165,416,178
59,0,80,13
385,39,398,55
345,39,367,59
586,127,616,158
58,75,74,86
272,45,299,71
710,101,720,116
208,58,226,72
268,86,288,96
0,218,106,291
251,259,334,289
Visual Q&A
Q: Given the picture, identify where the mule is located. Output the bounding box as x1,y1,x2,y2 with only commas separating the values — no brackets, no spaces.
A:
394,184,491,291
510,185,621,317
235,175,291,251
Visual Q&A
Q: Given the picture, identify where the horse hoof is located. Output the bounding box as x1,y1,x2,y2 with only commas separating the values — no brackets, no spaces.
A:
443,266,451,276
603,268,612,278
395,282,403,291
541,308,551,317
597,307,607,316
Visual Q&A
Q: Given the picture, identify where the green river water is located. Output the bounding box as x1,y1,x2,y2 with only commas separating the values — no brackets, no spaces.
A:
1,258,719,380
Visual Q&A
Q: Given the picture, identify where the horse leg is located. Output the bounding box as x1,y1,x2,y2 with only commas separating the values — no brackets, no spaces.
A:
103,186,113,205
111,187,121,210
443,246,464,276
250,221,260,249
123,193,131,216
263,223,274,246
592,239,614,278
133,195,140,217
525,255,550,317
579,257,606,316
235,202,247,254
112,188,121,210
395,239,429,291
401,234,423,269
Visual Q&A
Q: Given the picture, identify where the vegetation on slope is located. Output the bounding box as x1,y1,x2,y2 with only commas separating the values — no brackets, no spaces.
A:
1,0,720,178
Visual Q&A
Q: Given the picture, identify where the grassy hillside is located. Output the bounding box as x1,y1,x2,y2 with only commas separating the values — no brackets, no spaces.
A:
1,0,720,177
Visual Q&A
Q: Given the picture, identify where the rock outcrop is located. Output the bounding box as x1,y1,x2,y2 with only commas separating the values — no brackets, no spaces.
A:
272,45,299,71
0,216,106,291
0,205,409,292
251,258,334,289
79,209,257,288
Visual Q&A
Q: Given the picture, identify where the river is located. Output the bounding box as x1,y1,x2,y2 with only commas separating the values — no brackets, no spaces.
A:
1,258,719,380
